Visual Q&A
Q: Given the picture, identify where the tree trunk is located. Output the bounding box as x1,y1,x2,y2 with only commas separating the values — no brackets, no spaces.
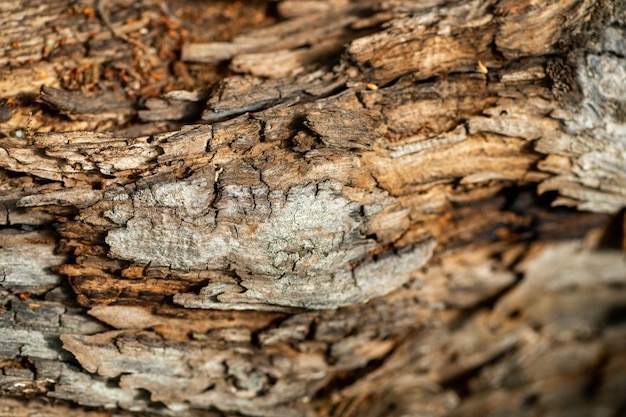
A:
1,0,625,416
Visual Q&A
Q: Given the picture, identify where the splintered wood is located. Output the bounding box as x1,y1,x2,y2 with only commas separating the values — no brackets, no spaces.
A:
0,0,625,416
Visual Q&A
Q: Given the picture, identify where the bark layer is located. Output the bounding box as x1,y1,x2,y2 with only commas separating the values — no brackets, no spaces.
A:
0,0,625,416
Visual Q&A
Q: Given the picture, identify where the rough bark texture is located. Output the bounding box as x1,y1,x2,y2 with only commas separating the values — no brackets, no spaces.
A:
1,0,625,416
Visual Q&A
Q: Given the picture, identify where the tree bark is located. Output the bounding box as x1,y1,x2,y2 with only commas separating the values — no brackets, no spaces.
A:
1,0,625,416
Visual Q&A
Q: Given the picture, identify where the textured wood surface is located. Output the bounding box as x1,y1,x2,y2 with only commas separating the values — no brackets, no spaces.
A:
1,0,625,416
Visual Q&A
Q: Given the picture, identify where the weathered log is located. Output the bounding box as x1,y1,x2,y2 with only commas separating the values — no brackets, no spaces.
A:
0,0,625,416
